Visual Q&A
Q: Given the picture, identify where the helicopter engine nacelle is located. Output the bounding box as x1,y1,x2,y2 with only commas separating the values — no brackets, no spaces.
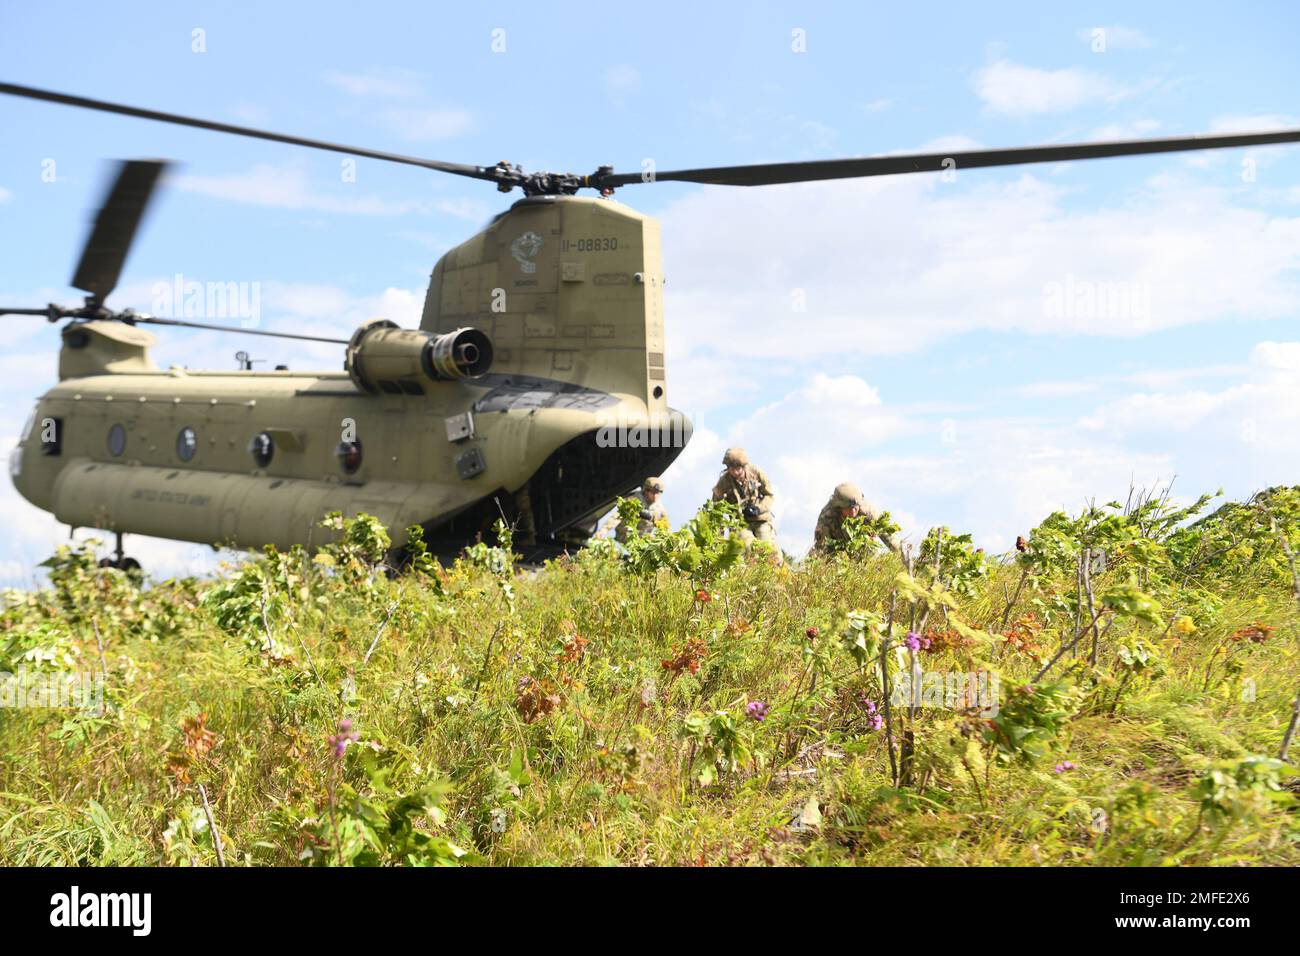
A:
345,318,493,394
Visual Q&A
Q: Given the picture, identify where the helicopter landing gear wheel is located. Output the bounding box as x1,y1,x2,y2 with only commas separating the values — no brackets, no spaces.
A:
99,533,142,575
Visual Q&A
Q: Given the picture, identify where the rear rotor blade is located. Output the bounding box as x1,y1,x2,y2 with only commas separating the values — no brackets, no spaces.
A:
71,160,169,302
599,128,1300,188
0,82,500,184
0,304,348,343
0,306,65,318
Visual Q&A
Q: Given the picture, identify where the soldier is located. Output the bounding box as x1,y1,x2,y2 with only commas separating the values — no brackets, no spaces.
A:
711,447,777,547
812,481,899,554
615,476,669,543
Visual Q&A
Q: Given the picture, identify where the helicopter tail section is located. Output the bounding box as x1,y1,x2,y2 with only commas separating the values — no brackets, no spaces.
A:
420,195,668,417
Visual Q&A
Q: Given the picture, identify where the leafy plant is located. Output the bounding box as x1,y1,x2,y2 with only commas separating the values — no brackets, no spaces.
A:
621,499,745,589
681,708,755,786
830,511,901,558
302,751,469,866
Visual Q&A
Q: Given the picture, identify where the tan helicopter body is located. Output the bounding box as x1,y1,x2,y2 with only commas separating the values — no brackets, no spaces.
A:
4,82,1299,569
11,195,685,562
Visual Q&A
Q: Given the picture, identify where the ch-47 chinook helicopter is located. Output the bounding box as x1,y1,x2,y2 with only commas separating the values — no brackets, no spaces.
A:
4,81,1300,569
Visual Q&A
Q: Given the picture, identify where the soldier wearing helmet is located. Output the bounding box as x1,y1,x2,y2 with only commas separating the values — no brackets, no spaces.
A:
813,482,899,554
711,447,777,546
600,476,670,543
620,476,668,543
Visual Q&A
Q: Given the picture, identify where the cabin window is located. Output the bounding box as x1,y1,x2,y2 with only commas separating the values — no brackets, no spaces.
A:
39,417,63,456
107,423,127,457
248,432,274,468
335,439,363,475
176,426,198,462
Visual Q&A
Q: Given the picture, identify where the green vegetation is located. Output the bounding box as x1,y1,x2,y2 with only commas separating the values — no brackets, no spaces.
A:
2,487,1299,866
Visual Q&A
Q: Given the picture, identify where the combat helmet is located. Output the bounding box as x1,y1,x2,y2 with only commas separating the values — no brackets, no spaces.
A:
722,447,750,467
832,482,867,510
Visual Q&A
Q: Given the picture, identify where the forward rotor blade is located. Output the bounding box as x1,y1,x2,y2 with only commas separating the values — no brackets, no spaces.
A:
131,315,348,344
0,82,497,183
599,129,1300,188
71,160,169,302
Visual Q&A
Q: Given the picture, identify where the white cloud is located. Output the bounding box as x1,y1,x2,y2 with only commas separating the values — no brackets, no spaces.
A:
1088,119,1162,141
663,352,761,415
376,107,474,142
658,171,1300,363
664,345,1300,557
1252,340,1300,370
661,371,1179,556
1209,114,1298,135
863,98,894,113
1120,364,1244,389
0,349,58,397
172,162,432,215
1080,342,1300,453
228,103,271,125
321,69,472,140
36,276,425,375
0,186,11,203
324,69,424,98
433,197,493,222
974,59,1124,116
1015,380,1100,399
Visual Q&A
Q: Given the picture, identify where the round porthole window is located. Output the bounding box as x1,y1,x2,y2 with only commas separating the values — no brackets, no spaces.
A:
248,431,274,468
107,423,127,457
176,426,198,462
335,439,363,475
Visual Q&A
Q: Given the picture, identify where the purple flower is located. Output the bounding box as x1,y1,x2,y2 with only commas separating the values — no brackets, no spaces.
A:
746,700,769,722
328,719,360,759
1054,760,1076,773
905,631,922,652
867,713,884,731
858,696,878,715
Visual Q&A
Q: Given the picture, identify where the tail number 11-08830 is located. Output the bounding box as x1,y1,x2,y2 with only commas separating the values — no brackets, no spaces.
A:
562,237,618,253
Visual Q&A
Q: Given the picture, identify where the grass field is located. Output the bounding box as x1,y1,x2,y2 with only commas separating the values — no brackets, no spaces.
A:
2,489,1298,866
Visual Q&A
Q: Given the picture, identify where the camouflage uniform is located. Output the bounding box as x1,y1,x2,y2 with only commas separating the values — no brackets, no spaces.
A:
513,483,537,546
615,477,669,543
812,481,898,554
711,447,776,546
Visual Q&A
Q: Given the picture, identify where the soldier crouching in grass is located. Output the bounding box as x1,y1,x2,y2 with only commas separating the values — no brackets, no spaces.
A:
616,476,669,544
711,447,778,550
812,482,899,555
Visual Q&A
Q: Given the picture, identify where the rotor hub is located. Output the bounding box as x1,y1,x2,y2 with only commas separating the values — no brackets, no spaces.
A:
490,161,617,197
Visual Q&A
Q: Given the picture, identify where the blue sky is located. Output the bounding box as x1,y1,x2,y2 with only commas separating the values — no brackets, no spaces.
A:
2,2,1300,581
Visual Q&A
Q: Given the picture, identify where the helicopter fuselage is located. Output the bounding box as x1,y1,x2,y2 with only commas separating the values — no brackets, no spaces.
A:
9,195,691,561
